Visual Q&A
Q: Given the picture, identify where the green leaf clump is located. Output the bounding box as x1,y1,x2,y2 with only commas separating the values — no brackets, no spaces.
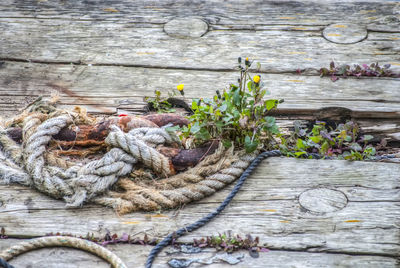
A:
145,90,177,113
279,120,376,160
193,232,269,255
320,61,400,82
180,57,282,153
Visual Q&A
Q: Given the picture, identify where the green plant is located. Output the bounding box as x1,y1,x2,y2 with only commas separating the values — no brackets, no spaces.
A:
145,90,176,113
193,232,268,256
178,57,282,153
320,61,400,82
145,84,187,113
279,120,376,160
146,59,383,160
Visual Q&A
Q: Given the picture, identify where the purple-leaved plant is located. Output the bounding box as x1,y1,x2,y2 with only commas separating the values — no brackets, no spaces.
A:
320,61,400,82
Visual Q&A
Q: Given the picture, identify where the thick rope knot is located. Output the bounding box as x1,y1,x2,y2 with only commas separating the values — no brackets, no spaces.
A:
65,126,175,207
64,147,139,207
0,113,177,208
105,126,174,177
128,127,174,147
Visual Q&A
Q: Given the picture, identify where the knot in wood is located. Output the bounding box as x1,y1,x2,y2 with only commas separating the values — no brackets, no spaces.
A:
323,23,367,44
299,188,348,213
164,18,208,38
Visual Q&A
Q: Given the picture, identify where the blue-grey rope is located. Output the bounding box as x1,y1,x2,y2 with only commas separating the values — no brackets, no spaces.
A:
0,258,14,268
370,154,396,161
145,150,282,268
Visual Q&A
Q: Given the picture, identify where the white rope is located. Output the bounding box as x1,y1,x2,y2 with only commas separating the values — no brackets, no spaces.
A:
0,236,127,268
0,114,175,207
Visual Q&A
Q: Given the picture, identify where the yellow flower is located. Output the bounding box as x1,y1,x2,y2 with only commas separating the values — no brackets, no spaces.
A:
177,84,184,91
245,57,249,61
253,75,260,83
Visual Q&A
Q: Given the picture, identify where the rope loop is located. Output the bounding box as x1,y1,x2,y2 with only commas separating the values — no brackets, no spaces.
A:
0,236,127,268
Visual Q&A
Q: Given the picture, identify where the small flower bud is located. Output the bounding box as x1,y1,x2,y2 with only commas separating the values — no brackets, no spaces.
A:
216,90,221,99
245,57,250,66
238,57,242,64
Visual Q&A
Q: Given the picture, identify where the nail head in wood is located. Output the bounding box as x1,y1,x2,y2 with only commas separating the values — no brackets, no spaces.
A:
299,188,348,213
164,18,209,39
323,23,367,44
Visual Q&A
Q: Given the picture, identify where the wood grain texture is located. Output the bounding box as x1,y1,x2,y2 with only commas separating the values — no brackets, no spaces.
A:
0,158,399,257
0,0,398,26
0,17,399,73
0,240,399,268
0,0,399,72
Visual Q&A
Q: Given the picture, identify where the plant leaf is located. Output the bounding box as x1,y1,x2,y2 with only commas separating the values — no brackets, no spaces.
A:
349,142,362,152
190,123,201,134
320,140,330,154
362,135,374,142
244,136,258,153
294,151,307,157
191,100,198,110
309,136,322,144
265,99,277,111
296,138,306,150
222,139,232,148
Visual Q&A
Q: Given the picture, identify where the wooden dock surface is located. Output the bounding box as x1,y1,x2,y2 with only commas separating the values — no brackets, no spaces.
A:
0,1,399,267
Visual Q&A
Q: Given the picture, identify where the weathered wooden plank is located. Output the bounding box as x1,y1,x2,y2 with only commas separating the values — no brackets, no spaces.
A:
0,0,398,27
1,240,398,268
0,240,398,268
0,158,399,257
359,119,400,142
1,61,399,117
0,17,399,73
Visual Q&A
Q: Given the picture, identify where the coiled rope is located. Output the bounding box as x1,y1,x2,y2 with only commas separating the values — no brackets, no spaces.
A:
0,150,282,268
0,111,259,214
0,107,265,267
